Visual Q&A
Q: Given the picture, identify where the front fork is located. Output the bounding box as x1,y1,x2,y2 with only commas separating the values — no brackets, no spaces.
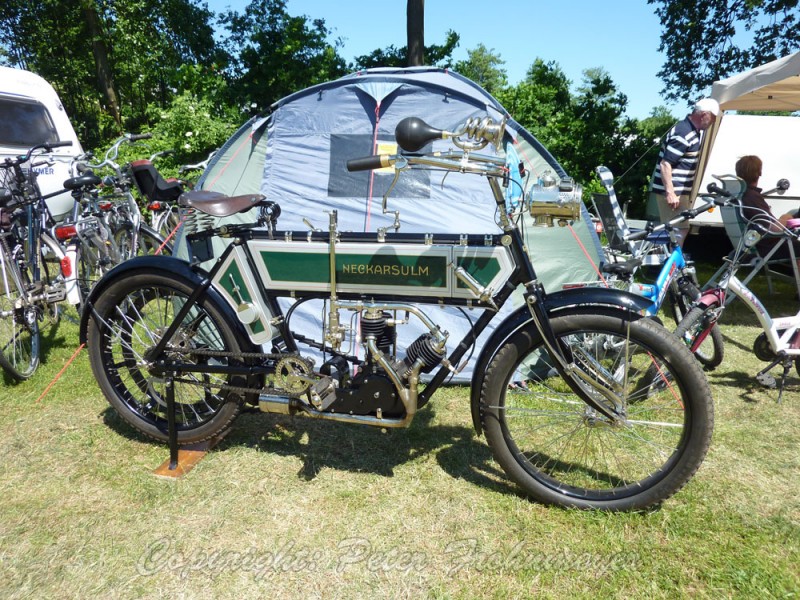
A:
522,280,627,421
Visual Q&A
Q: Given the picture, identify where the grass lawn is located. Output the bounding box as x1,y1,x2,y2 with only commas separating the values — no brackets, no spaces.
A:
0,270,798,599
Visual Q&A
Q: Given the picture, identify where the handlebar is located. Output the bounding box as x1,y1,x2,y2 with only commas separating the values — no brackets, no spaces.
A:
82,132,153,171
1,140,73,169
346,155,396,172
624,189,731,242
346,116,508,175
179,150,217,173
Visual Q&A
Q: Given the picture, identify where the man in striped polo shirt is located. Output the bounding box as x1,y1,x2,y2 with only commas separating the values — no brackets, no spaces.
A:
648,98,719,246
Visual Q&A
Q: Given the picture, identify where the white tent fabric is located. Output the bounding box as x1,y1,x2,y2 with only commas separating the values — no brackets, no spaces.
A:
711,51,800,111
692,52,800,205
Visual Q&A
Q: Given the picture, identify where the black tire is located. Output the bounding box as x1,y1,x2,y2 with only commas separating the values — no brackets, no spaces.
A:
115,223,171,259
667,279,698,325
155,207,181,242
674,305,725,370
479,309,714,511
86,270,246,443
0,236,40,380
138,223,172,256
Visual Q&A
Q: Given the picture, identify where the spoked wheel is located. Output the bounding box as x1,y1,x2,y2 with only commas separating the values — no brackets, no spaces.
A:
674,305,724,369
137,223,171,256
155,207,182,244
86,271,247,443
0,244,40,380
115,223,171,259
480,309,713,511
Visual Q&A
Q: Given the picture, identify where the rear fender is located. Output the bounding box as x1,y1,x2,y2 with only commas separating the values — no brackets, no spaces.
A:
468,286,650,435
78,255,259,354
698,288,725,308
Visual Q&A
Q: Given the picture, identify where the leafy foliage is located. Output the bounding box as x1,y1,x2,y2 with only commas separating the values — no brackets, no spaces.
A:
0,0,221,148
219,0,347,114
354,31,460,69
648,0,800,102
453,45,508,95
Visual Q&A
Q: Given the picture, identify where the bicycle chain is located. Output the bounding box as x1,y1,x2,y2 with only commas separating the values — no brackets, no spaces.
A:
158,347,315,399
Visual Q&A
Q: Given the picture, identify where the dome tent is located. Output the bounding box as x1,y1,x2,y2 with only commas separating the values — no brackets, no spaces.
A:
191,67,604,379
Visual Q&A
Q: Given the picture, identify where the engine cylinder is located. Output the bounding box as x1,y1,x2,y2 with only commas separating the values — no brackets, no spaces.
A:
404,333,445,373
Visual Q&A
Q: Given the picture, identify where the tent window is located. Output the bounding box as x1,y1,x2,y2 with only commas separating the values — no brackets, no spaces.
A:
0,97,60,147
328,134,430,198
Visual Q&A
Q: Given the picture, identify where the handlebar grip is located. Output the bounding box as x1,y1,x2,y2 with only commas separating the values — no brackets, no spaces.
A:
128,133,152,141
625,229,651,242
706,182,731,197
346,155,394,172
45,141,73,150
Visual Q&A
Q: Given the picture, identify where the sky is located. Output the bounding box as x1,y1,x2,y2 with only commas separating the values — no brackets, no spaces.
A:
208,0,690,119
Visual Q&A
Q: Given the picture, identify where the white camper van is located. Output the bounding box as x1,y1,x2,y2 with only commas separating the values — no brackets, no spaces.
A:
0,66,83,222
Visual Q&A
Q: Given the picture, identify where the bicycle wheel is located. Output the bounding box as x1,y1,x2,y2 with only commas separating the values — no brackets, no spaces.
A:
156,206,182,241
86,270,246,443
138,223,171,256
114,223,171,259
674,305,725,369
479,309,713,511
0,235,40,380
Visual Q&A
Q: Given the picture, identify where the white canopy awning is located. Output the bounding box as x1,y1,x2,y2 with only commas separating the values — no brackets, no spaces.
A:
710,51,800,112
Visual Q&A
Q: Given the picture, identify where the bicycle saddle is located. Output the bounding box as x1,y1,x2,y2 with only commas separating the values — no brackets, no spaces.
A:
601,258,642,278
63,174,102,190
178,189,267,217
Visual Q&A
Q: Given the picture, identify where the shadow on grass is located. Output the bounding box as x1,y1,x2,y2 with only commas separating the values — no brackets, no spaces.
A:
100,401,519,497
706,368,798,402
0,315,73,385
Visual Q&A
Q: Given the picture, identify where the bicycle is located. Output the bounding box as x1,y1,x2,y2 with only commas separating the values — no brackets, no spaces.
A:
0,141,82,380
79,115,714,511
613,203,728,368
675,185,800,400
62,134,170,294
585,167,727,368
130,149,216,241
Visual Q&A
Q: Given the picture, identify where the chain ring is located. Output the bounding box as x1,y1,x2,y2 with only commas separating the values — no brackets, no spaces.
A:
274,356,314,394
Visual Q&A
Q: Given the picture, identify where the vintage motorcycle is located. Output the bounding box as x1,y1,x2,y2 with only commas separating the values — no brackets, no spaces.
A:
81,116,714,511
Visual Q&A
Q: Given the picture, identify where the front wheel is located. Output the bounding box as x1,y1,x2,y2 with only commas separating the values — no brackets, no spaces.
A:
86,270,247,443
674,305,725,369
479,310,713,511
0,237,40,380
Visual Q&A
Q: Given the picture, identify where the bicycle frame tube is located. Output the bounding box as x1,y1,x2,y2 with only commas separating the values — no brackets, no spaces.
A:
653,248,686,306
728,276,800,357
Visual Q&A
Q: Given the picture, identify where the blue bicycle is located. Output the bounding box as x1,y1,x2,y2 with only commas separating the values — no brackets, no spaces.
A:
593,167,726,368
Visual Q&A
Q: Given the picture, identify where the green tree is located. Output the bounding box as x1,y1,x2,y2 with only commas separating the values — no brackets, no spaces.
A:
498,59,665,215
649,0,800,102
0,0,222,147
219,0,347,113
354,31,460,69
454,44,508,95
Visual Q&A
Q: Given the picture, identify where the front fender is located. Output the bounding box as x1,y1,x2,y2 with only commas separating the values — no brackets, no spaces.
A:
468,286,650,435
78,256,258,355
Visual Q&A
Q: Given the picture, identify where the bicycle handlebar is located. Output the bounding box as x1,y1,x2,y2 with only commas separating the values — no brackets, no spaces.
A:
347,116,507,175
83,132,153,171
346,155,396,172
1,141,73,168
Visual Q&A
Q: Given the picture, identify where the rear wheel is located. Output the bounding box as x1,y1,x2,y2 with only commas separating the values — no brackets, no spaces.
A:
674,305,725,369
115,223,171,259
0,235,40,380
480,310,714,511
86,270,245,443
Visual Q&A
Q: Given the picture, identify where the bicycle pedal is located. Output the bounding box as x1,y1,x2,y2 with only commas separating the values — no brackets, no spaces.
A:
755,372,777,389
44,287,66,303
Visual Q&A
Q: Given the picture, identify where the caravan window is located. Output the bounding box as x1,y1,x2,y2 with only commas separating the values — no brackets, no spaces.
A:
0,96,60,147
